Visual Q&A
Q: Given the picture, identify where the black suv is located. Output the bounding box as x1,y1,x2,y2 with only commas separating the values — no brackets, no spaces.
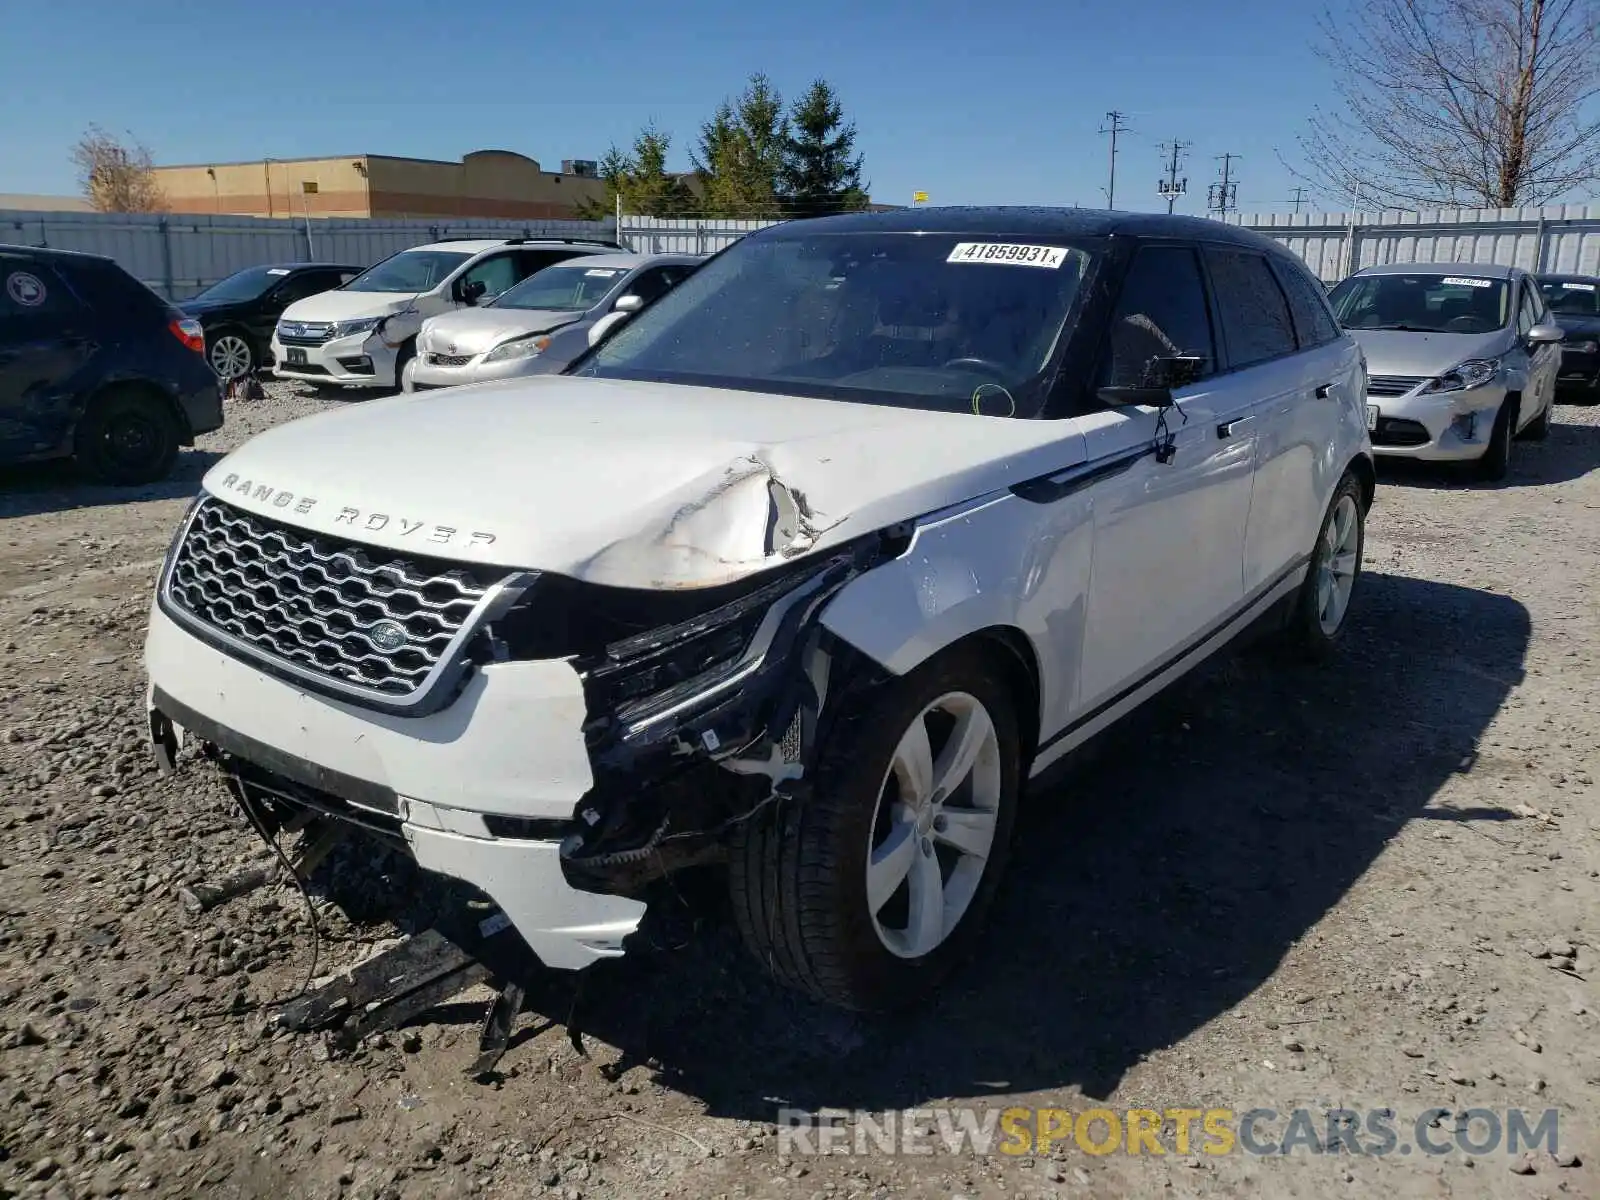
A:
1,245,224,485
182,262,359,380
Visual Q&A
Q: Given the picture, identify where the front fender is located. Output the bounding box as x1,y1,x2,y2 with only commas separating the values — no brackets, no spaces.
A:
818,487,1095,744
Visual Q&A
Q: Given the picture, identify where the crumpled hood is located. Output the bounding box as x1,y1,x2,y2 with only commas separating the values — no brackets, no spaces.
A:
418,307,580,357
200,375,1086,589
1349,327,1511,377
278,290,415,324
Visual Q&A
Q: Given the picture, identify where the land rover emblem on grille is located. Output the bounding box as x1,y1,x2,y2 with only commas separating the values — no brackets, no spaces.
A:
368,620,407,652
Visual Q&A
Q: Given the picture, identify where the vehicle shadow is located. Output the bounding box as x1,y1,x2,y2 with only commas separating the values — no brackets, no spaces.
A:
0,448,221,520
490,570,1529,1117
1377,402,1600,490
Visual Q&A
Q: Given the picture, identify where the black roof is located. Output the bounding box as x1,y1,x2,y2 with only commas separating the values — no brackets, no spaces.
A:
0,242,114,262
1535,271,1600,283
756,206,1294,254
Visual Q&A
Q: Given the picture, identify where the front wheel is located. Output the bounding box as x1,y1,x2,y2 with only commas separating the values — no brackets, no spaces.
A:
400,357,419,393
73,386,181,485
1519,394,1551,441
1474,398,1516,481
728,645,1023,1011
1284,471,1365,661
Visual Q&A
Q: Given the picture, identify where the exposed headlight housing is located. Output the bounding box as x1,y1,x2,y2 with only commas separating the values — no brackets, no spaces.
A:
483,334,552,363
1424,357,1501,393
332,316,383,339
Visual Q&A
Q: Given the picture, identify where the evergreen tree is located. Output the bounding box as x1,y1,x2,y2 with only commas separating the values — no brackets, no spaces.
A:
573,125,694,220
781,80,868,217
693,74,788,218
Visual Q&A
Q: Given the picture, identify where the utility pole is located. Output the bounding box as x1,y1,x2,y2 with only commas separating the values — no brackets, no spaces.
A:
1207,153,1240,219
1286,186,1307,214
1157,139,1190,214
1099,111,1130,209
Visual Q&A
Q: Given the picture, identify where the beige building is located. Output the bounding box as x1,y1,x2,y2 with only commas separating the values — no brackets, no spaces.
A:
151,150,611,221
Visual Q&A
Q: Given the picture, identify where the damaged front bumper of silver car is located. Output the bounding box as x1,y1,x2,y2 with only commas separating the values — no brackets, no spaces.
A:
143,500,906,974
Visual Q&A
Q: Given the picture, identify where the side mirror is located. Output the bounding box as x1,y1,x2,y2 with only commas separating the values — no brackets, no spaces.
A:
1527,321,1565,345
459,279,487,305
613,293,644,313
1096,355,1207,408
587,311,630,347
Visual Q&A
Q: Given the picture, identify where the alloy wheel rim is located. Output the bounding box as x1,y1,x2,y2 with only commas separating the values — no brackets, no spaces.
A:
1316,494,1360,636
210,335,251,379
866,690,1002,960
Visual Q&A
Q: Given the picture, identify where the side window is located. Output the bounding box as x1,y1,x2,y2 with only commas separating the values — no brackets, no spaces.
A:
274,273,335,306
0,260,84,320
515,249,586,280
1205,248,1299,368
625,267,676,306
337,270,359,286
1516,282,1538,335
1272,258,1341,348
459,253,520,298
1099,245,1217,389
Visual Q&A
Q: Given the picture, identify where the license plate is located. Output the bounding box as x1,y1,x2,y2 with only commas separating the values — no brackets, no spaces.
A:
285,348,307,365
1366,404,1379,431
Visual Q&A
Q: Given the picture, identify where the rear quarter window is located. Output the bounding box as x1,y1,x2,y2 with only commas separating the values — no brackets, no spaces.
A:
1271,257,1342,348
58,258,171,326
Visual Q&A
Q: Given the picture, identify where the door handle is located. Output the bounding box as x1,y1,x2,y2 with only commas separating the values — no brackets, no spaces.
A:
1217,414,1255,438
1314,383,1333,399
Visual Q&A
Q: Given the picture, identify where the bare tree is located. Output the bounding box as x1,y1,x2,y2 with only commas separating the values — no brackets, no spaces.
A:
1289,0,1600,210
71,126,167,212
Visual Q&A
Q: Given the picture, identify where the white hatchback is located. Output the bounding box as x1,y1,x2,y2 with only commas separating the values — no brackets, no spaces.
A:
146,209,1373,1011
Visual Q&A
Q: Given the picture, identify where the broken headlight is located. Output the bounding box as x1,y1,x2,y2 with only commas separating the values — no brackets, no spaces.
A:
583,564,834,732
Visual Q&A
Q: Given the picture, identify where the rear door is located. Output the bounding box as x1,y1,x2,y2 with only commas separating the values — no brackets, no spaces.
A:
1201,245,1327,596
0,255,99,462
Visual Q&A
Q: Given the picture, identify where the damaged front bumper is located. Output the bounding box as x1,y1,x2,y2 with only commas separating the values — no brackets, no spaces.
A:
142,533,893,971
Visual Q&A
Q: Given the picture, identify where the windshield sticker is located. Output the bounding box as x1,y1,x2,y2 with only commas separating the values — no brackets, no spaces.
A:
6,271,46,306
947,242,1068,269
267,268,292,275
1559,281,1596,291
1442,276,1493,288
585,269,622,277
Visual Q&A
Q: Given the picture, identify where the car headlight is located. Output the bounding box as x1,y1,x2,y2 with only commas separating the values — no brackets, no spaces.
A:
1423,357,1501,393
332,316,383,339
483,335,551,363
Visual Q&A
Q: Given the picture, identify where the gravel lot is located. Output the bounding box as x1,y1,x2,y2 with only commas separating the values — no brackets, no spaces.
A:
1,381,1597,1200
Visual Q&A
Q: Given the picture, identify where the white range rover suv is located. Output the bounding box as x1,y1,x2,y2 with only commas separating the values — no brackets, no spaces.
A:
145,209,1374,1011
269,236,622,389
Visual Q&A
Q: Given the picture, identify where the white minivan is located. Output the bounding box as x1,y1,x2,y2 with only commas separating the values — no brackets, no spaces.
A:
269,237,621,389
147,209,1374,1011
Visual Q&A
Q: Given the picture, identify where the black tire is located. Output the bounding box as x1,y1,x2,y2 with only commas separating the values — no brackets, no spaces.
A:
727,644,1023,1011
391,340,416,393
1474,397,1516,481
205,328,255,380
1519,395,1551,441
1284,471,1365,662
72,386,181,486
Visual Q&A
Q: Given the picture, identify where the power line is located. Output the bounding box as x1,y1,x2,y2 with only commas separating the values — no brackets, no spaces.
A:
1098,111,1131,209
1207,153,1240,219
1157,139,1191,214
1286,186,1307,214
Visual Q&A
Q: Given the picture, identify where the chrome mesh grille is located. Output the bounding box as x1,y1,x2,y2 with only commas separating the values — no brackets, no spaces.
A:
165,497,504,698
1366,375,1427,398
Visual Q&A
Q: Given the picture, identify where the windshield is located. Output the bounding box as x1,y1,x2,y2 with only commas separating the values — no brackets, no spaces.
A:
1540,279,1600,316
494,264,626,311
191,266,284,304
344,250,472,294
577,231,1096,417
1329,272,1510,333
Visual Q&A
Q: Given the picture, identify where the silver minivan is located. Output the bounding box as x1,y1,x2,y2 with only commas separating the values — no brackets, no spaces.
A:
1327,263,1564,480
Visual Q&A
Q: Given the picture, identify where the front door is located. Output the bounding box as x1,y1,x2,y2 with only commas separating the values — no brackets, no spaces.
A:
1075,243,1257,715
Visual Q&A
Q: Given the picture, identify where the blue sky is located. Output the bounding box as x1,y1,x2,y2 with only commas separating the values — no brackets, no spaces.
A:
2,0,1341,215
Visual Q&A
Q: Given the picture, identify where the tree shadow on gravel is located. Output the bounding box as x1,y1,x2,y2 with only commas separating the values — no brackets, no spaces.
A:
0,448,221,519
499,571,1529,1117
1376,403,1600,491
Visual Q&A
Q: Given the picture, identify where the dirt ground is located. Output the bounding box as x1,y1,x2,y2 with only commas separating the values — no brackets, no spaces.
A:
1,382,1597,1200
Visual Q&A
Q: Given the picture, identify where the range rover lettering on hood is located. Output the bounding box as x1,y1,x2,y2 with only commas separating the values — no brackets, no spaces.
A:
215,472,497,548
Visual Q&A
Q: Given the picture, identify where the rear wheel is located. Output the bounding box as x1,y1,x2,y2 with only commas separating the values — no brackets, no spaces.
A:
206,330,254,380
1474,397,1517,481
728,645,1023,1011
73,386,181,485
1284,471,1365,661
